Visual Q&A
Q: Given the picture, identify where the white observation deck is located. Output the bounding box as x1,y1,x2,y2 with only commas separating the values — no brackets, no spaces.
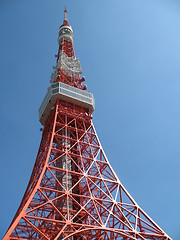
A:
39,82,95,126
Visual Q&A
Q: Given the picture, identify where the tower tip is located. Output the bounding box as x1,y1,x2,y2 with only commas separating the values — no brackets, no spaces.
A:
64,6,68,24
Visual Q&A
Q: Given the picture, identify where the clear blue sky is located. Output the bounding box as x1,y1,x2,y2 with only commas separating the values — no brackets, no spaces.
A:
0,0,180,239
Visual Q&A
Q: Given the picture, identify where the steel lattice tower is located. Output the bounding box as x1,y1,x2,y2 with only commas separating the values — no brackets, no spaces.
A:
4,8,171,240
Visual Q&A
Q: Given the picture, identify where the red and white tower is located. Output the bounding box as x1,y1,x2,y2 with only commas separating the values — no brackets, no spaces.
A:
4,8,171,240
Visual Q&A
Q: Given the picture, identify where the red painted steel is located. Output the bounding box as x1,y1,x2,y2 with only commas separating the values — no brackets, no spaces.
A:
4,8,171,240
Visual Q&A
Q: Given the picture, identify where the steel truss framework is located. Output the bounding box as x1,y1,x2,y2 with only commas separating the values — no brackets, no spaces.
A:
52,39,86,90
4,101,170,240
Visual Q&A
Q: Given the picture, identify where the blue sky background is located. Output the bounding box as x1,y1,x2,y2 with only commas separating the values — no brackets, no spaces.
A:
0,0,180,239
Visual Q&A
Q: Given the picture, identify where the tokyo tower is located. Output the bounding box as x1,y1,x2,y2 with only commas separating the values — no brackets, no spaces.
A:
4,8,171,240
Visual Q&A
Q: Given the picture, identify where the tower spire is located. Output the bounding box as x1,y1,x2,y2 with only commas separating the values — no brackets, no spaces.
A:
63,6,68,25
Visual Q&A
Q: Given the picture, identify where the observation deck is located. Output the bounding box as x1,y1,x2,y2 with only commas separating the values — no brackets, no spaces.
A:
39,82,95,126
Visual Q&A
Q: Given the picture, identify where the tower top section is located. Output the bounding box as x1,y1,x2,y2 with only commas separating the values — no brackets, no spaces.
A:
58,7,73,44
39,8,95,126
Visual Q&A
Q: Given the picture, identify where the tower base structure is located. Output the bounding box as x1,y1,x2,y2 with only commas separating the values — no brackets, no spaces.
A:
4,101,170,239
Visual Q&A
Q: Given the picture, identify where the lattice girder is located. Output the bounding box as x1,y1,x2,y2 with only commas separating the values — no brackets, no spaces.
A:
4,101,170,240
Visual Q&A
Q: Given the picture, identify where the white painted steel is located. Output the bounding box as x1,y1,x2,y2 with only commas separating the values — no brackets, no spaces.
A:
58,25,73,44
51,51,82,83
